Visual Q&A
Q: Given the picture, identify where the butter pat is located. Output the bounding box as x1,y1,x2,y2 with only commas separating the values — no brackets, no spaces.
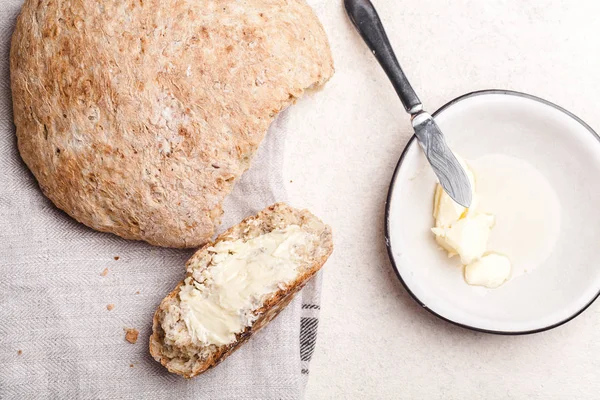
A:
464,253,511,288
433,157,477,227
431,156,512,288
433,184,466,228
431,158,490,264
179,225,312,346
431,213,495,264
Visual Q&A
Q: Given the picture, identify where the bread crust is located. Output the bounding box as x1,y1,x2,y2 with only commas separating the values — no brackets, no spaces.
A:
10,0,334,248
149,203,333,378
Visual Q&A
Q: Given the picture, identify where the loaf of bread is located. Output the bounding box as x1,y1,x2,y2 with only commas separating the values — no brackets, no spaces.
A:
149,203,333,378
11,0,334,248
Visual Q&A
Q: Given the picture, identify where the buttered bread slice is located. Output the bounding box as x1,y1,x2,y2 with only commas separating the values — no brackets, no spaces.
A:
149,203,333,378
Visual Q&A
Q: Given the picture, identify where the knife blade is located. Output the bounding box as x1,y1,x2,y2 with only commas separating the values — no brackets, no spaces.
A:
412,112,472,207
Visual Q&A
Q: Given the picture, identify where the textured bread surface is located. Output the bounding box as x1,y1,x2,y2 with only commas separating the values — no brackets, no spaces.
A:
149,203,333,378
10,0,334,247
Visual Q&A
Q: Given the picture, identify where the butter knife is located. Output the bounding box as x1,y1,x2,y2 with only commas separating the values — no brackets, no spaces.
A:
345,0,472,207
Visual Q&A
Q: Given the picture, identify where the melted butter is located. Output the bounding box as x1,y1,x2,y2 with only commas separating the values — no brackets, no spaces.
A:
469,154,561,278
179,225,311,346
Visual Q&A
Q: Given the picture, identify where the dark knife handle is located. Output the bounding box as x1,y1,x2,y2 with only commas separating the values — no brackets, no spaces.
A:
345,0,422,115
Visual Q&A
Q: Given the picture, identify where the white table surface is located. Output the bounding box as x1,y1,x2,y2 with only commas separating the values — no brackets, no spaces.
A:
285,1,600,398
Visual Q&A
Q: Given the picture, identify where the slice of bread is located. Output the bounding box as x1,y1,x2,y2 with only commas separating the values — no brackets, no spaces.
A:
149,203,333,378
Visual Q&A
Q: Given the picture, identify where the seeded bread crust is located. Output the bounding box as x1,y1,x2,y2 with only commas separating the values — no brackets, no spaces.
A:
11,0,334,248
149,203,333,378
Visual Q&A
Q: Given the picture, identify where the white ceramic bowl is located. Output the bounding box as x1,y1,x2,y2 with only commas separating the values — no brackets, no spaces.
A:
386,90,600,334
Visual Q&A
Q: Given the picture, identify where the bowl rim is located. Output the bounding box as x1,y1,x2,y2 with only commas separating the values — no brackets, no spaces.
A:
384,88,600,335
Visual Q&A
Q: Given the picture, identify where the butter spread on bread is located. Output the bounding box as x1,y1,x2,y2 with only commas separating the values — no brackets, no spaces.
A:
150,203,333,378
179,225,315,346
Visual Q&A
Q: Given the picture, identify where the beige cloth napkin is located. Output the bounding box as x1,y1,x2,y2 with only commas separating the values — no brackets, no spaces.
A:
0,1,323,398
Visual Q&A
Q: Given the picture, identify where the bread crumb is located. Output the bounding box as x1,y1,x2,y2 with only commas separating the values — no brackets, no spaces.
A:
114,256,120,261
101,268,109,276
107,304,114,311
125,328,139,344
17,350,22,355
135,291,140,295
289,180,293,183
129,364,134,368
